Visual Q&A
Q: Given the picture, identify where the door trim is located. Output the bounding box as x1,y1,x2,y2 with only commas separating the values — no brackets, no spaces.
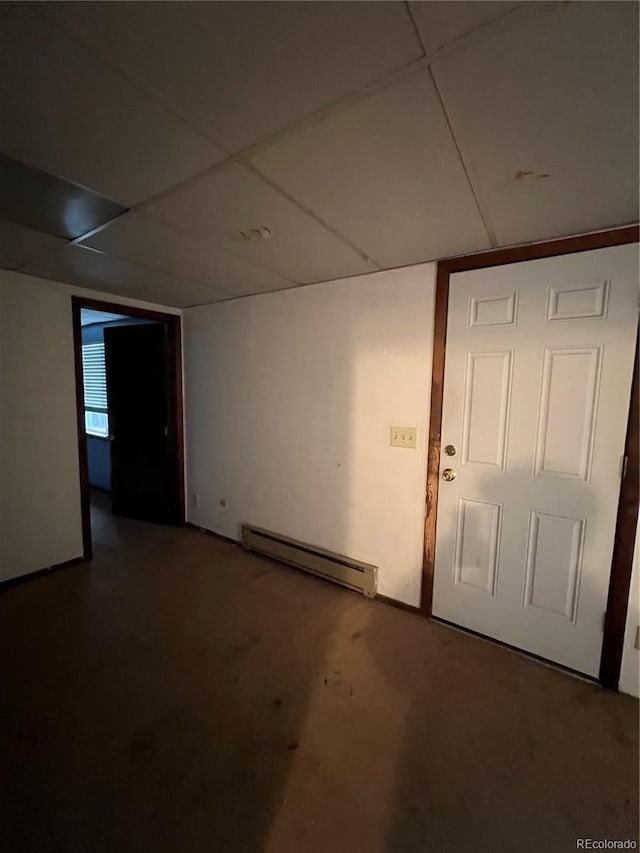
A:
600,332,639,688
71,296,185,560
421,224,640,689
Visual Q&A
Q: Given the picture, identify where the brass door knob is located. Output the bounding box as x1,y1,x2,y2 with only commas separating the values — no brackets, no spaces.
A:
444,444,456,457
442,468,456,482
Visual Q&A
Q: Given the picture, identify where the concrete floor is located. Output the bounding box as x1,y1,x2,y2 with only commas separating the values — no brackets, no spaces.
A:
1,492,638,853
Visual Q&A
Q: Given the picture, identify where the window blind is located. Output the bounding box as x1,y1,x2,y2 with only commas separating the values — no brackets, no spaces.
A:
82,342,108,410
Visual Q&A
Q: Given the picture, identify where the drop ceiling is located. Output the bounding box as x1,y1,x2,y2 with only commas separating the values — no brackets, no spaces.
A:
1,1,637,308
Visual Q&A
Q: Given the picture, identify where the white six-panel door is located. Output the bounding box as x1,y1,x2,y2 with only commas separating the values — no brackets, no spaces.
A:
432,244,638,676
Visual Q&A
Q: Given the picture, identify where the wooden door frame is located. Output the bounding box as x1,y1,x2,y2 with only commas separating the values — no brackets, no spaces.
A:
421,224,640,689
71,295,185,560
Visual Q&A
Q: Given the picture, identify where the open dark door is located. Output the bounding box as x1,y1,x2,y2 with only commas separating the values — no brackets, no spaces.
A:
104,323,178,524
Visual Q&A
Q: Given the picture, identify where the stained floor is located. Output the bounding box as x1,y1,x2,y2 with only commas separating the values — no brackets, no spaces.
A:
1,492,638,852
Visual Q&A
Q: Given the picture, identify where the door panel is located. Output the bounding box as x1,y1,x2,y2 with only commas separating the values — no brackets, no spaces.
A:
523,511,584,620
432,244,638,676
534,346,601,479
453,498,501,594
104,322,178,524
461,350,512,469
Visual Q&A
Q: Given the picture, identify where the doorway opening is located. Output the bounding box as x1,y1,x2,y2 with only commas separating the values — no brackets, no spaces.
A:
71,297,185,560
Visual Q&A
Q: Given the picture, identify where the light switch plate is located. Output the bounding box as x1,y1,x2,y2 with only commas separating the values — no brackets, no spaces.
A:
390,426,417,449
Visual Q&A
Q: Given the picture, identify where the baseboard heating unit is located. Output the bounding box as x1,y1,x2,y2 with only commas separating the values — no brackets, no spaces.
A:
241,524,377,598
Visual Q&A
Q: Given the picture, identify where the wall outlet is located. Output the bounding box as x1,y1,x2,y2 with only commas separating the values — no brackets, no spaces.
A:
191,493,200,508
390,426,417,449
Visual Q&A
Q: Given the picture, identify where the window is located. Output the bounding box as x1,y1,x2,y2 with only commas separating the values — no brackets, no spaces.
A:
82,342,109,437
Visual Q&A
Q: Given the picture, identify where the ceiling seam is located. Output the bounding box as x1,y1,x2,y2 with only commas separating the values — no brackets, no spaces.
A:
399,0,500,248
105,206,306,286
427,65,498,248
417,3,554,69
181,249,448,309
25,0,548,229
17,0,564,287
67,212,131,249
31,0,540,194
76,245,238,299
29,1,233,159
34,241,264,301
31,0,430,212
66,211,300,294
65,210,300,291
403,1,427,59
233,3,553,172
29,0,543,270
181,218,640,310
226,60,429,162
132,55,432,214
436,3,528,53
239,160,385,270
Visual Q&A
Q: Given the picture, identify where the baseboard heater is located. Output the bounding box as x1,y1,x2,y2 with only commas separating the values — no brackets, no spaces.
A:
242,524,377,598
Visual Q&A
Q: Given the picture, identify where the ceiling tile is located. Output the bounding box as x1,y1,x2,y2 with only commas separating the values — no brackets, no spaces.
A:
80,212,291,298
23,245,229,308
410,1,522,52
42,1,422,152
146,163,376,284
0,221,67,271
0,4,224,205
432,2,639,246
0,153,127,240
251,70,491,267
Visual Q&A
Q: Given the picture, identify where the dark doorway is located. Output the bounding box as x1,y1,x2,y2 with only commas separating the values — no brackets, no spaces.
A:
72,297,185,559
105,322,179,523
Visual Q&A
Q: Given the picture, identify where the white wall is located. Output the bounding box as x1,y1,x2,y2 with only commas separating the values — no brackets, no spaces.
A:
184,264,436,606
0,271,83,580
4,261,636,688
0,269,180,582
619,518,640,697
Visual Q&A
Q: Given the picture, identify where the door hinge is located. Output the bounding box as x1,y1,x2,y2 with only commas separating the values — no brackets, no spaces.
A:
164,425,169,438
621,454,628,480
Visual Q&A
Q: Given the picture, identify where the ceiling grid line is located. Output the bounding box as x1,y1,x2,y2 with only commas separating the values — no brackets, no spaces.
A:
130,56,435,216
3,1,637,307
426,1,527,53
27,0,553,256
230,2,551,178
59,243,236,300
405,1,498,250
29,1,428,217
62,209,297,291
71,1,553,279
32,1,545,218
427,66,498,248
239,161,384,270
29,0,234,161
403,1,427,60
69,217,300,290
179,257,429,310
